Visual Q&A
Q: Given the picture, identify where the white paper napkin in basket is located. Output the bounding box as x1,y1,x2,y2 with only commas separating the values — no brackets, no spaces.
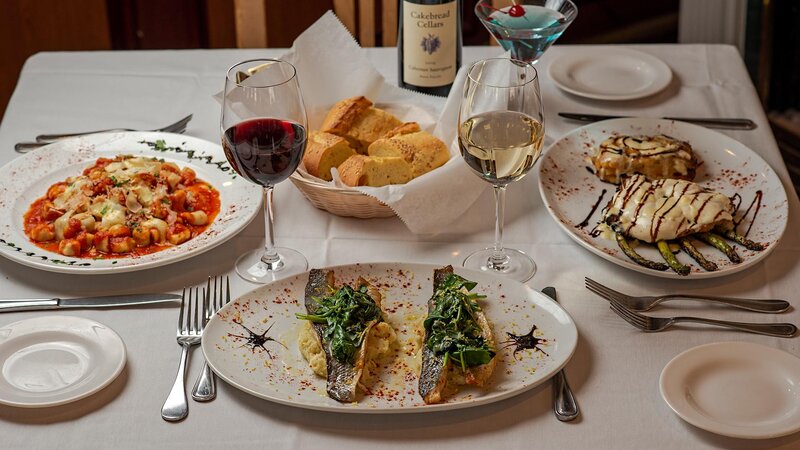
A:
217,11,487,234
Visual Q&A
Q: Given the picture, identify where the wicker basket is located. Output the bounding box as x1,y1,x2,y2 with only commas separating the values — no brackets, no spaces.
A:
290,173,395,218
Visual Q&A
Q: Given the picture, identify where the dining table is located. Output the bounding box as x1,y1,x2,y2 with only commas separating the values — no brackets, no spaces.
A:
0,42,798,449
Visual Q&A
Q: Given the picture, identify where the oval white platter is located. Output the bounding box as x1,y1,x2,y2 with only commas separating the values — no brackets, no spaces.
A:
202,262,579,413
539,118,788,279
548,48,672,101
0,315,126,408
0,132,261,274
660,341,800,439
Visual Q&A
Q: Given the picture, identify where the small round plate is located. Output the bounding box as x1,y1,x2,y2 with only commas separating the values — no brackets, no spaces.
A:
0,316,126,408
660,342,800,439
548,48,672,100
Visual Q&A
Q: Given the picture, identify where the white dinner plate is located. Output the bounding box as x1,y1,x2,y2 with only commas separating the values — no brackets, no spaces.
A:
538,118,788,279
548,48,672,100
660,342,800,439
0,315,126,408
0,132,261,274
202,262,579,413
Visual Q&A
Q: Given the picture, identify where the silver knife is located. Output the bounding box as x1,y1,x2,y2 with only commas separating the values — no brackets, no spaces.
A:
558,112,756,130
542,286,580,422
0,293,181,313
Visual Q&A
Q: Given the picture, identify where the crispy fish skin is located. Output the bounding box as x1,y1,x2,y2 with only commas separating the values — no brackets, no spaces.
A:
419,266,497,404
419,266,452,404
304,270,382,403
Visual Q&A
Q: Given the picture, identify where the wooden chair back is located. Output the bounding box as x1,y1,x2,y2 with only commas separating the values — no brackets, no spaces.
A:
233,0,399,48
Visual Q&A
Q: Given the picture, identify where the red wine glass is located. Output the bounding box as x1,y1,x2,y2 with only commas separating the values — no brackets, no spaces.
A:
221,59,308,283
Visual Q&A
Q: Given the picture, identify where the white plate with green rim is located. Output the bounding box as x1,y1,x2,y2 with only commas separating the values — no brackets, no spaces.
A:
0,132,261,274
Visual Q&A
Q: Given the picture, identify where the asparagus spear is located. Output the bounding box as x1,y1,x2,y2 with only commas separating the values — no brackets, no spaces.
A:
615,233,669,271
679,238,719,271
697,232,742,263
719,229,765,251
657,240,691,276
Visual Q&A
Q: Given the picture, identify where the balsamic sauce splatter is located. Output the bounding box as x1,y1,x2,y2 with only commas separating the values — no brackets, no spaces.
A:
576,189,607,229
228,319,286,358
501,324,549,360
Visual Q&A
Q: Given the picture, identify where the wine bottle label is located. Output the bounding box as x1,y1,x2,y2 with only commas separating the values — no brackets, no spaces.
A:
402,1,457,88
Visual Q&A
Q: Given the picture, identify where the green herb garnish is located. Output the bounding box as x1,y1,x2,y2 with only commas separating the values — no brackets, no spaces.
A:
296,284,381,364
424,274,495,371
155,139,168,150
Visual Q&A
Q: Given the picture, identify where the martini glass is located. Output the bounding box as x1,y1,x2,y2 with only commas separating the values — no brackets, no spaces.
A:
476,0,578,64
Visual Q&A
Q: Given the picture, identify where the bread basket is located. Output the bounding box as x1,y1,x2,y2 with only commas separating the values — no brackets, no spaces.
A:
290,173,395,218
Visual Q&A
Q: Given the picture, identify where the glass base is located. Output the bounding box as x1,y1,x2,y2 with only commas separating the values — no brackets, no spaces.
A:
463,247,536,282
235,247,308,284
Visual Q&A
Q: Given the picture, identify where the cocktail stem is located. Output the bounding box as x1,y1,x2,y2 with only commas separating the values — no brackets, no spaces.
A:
260,186,281,269
489,185,510,270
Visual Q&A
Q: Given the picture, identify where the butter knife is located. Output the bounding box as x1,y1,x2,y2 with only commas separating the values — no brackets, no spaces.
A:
558,112,756,130
0,293,180,312
542,286,580,422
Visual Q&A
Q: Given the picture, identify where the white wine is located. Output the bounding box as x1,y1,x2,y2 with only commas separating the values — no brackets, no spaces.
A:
459,111,544,185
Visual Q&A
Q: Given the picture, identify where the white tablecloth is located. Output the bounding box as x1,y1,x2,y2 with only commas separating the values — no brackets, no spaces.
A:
0,45,798,449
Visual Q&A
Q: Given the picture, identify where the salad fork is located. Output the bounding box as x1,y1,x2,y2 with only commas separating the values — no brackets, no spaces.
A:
191,276,230,402
585,277,790,313
161,286,204,422
14,114,193,153
608,300,797,337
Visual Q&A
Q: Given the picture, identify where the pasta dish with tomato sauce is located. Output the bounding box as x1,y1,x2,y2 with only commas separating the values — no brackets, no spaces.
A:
24,155,221,258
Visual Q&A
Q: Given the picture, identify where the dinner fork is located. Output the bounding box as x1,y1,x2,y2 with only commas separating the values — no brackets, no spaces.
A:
608,300,797,337
161,286,204,422
585,277,790,313
14,114,193,153
191,276,230,402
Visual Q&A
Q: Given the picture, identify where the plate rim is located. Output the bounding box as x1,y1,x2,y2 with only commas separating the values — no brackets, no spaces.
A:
201,261,579,414
0,315,127,408
0,131,261,274
547,47,672,100
658,341,800,439
538,117,788,279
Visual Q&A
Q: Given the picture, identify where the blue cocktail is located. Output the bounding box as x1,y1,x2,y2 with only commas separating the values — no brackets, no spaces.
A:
476,1,578,63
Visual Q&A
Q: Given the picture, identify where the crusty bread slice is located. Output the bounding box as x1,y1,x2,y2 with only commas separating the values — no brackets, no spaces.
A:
368,131,449,178
337,155,412,187
383,121,421,138
321,96,403,153
302,131,356,181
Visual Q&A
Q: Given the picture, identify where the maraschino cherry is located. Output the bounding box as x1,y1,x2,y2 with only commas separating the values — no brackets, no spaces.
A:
508,4,525,17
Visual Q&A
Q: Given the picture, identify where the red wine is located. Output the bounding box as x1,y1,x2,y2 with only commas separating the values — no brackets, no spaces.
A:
398,0,462,96
222,118,306,186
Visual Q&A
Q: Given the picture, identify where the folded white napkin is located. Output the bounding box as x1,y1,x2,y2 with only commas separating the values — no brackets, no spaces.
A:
218,11,488,234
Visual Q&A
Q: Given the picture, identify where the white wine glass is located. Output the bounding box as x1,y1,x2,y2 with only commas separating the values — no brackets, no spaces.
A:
458,57,544,282
221,59,308,283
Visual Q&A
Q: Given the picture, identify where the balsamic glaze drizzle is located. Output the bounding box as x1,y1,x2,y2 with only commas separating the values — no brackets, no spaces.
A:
734,190,764,238
228,319,286,357
501,324,549,360
576,189,607,229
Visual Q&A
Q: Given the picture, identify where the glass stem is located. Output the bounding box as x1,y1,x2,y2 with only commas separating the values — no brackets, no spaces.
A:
261,186,281,269
489,185,510,270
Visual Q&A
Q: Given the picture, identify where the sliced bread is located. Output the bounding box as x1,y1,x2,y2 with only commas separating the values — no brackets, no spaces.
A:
302,131,356,181
337,154,413,187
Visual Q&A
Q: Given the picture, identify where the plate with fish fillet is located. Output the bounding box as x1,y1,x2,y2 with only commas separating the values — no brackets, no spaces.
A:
201,263,578,413
539,118,788,279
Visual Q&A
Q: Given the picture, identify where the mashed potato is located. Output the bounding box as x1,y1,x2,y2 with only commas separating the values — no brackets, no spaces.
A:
298,320,396,379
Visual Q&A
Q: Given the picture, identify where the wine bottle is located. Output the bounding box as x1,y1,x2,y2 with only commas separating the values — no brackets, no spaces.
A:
397,0,462,96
